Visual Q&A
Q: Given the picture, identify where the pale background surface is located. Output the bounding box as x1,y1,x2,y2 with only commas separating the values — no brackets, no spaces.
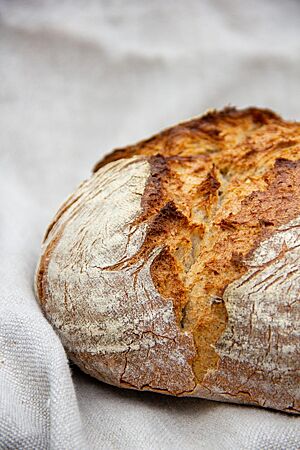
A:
1,1,300,448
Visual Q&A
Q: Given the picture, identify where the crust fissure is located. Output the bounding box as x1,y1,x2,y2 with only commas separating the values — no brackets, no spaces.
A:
36,107,300,412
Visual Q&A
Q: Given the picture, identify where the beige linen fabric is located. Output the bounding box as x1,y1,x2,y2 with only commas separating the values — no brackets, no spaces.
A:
0,1,300,448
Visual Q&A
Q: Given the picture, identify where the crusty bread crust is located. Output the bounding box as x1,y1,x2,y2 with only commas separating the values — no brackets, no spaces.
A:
35,107,300,413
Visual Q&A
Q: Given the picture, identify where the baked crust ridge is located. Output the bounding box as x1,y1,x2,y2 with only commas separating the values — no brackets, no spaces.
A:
35,107,300,413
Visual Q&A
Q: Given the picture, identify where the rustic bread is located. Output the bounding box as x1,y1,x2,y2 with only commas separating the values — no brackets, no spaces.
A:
35,107,300,414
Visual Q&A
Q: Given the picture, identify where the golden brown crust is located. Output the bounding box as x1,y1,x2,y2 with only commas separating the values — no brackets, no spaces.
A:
93,107,282,172
36,107,300,413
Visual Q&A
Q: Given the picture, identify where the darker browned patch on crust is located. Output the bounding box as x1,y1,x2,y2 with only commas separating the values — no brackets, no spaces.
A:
195,106,280,126
130,154,190,245
196,167,221,213
273,139,297,150
223,158,300,244
275,156,299,169
92,107,283,172
146,201,188,237
143,200,203,274
143,201,204,260
140,154,170,217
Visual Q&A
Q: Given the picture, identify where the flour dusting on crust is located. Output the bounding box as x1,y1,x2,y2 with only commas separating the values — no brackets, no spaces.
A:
39,156,196,394
36,107,300,412
196,216,300,413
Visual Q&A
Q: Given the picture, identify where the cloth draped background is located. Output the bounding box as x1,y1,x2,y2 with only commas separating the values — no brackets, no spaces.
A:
1,1,300,448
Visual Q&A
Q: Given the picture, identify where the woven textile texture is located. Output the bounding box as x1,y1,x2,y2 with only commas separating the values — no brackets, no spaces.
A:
0,1,300,448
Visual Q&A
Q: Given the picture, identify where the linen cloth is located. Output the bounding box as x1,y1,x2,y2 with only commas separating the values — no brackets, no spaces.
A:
1,1,300,448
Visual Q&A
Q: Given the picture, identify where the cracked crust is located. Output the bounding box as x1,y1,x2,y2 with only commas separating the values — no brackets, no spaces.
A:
35,107,300,413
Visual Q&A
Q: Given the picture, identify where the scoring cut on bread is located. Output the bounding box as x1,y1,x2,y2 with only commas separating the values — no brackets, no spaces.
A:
35,107,300,413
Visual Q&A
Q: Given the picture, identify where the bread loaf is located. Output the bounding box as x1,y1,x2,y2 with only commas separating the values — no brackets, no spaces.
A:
35,107,300,413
